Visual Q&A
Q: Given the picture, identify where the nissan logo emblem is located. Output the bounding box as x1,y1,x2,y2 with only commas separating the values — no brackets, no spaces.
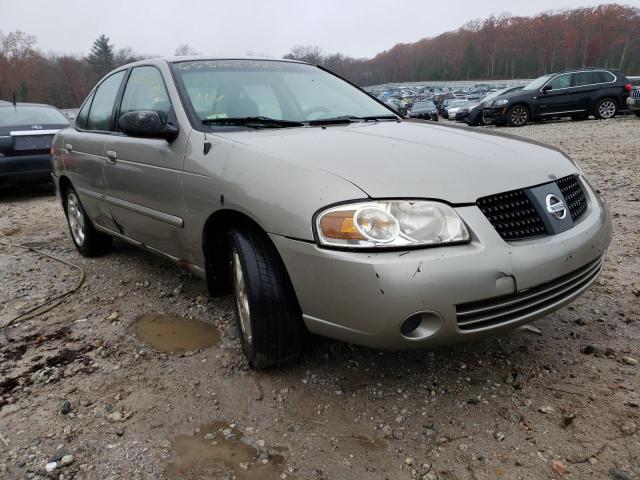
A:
31,125,43,130
545,194,567,220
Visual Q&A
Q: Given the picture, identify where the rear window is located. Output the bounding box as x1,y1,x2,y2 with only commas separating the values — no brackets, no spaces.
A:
0,105,69,127
595,71,615,83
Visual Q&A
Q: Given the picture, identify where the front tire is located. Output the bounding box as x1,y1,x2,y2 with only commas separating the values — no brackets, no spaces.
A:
228,224,305,368
64,187,112,257
507,105,529,127
594,98,617,119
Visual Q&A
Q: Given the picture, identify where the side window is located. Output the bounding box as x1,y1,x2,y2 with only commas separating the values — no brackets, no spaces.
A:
548,73,572,90
575,72,597,86
86,71,126,131
595,71,615,83
120,66,171,123
75,91,95,129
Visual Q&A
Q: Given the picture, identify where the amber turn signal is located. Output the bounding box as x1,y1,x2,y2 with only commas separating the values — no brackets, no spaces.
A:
318,210,364,240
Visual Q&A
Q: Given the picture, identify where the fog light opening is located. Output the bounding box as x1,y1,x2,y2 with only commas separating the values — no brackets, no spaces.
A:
400,314,421,336
400,311,444,340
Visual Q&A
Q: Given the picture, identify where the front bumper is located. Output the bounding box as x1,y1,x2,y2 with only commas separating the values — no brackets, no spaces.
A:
271,183,611,350
627,97,640,111
0,154,53,183
482,107,508,124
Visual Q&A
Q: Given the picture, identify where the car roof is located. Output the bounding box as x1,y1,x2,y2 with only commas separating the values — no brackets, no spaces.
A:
115,56,309,72
0,102,58,108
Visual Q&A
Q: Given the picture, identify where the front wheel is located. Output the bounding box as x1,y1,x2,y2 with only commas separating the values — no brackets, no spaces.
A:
507,105,529,127
228,224,306,368
64,187,112,257
634,111,640,118
594,98,617,119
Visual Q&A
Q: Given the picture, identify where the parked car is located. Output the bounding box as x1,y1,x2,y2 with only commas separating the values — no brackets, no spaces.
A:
408,100,438,121
483,68,632,126
52,57,611,368
461,87,524,126
628,84,640,117
454,103,478,122
0,102,69,185
443,99,470,119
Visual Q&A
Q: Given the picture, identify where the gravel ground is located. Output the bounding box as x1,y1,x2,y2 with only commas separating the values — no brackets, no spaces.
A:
1,116,639,480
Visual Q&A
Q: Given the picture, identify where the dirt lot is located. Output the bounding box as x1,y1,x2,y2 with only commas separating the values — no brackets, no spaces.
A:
1,116,639,480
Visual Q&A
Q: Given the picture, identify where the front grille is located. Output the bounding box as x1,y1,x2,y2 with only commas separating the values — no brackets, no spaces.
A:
556,175,587,221
632,88,640,99
478,175,588,241
456,253,605,331
477,188,548,241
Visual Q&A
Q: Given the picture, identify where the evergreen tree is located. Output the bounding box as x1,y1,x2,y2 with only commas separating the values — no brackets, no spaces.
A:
87,34,114,78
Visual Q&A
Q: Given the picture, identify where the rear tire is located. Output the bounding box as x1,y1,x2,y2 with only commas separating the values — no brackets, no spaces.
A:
228,224,306,368
507,105,529,127
634,111,640,118
64,187,112,257
594,98,617,119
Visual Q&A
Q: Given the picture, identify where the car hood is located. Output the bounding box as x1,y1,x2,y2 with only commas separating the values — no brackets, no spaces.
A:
224,121,578,204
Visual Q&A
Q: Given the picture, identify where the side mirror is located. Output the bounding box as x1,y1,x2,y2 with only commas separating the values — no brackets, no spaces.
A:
541,85,552,93
118,111,179,142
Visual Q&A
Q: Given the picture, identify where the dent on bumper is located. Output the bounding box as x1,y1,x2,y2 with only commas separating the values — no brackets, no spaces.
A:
271,187,611,350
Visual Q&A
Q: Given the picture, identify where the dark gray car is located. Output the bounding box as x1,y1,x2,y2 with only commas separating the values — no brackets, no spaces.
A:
1,103,69,185
52,57,612,367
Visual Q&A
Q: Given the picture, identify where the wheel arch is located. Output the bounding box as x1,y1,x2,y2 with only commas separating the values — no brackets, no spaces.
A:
202,208,277,297
58,175,72,212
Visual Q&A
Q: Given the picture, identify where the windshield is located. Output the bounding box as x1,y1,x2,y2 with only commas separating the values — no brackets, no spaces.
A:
523,75,553,91
449,100,468,108
172,60,394,126
0,105,69,127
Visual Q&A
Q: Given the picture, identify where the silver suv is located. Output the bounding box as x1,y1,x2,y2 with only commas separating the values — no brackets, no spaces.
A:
52,57,612,367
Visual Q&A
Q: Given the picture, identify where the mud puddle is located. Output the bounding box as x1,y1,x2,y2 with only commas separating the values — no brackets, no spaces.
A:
166,422,289,479
132,313,220,354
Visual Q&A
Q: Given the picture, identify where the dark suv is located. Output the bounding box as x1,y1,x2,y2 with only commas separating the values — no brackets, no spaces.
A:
483,68,632,127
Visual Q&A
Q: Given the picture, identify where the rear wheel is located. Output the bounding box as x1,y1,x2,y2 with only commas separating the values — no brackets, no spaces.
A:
634,111,640,118
228,224,305,368
64,187,112,257
594,98,617,119
507,105,529,127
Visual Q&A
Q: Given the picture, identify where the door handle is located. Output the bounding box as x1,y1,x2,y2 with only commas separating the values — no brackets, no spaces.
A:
105,150,117,164
64,144,73,153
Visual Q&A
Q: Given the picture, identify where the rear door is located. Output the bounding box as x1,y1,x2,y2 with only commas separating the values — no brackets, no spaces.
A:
103,65,187,258
572,71,601,112
64,71,126,230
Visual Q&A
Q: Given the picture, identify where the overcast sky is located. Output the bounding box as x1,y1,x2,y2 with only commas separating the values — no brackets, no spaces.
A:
2,0,638,59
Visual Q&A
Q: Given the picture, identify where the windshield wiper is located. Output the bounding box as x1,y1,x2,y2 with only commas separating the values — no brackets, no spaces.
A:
201,116,305,128
307,114,398,126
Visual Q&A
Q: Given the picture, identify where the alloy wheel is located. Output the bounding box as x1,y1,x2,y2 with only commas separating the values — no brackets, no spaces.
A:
232,250,253,346
598,100,616,119
510,106,528,126
67,192,86,246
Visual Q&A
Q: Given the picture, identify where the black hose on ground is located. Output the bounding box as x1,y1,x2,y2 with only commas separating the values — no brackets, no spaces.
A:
0,234,85,342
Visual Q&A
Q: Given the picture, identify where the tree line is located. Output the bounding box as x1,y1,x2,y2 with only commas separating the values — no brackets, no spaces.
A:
288,4,640,85
1,4,638,108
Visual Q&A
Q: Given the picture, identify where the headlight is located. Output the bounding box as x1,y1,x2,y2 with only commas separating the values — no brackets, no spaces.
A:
493,98,509,106
316,200,470,248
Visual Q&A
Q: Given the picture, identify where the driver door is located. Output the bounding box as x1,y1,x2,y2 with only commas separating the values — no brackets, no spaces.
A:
537,73,577,116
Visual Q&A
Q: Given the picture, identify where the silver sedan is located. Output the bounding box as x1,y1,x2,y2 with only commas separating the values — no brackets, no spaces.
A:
52,57,611,367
